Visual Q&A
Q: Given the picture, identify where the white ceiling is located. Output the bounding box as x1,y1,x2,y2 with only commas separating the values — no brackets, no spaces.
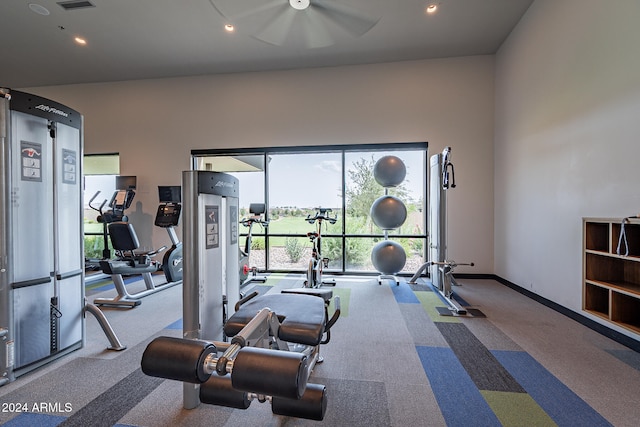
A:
1,0,533,88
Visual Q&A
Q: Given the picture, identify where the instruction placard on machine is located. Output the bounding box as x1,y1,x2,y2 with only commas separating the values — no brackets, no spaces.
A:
205,205,219,249
229,205,238,245
20,141,43,182
62,149,77,185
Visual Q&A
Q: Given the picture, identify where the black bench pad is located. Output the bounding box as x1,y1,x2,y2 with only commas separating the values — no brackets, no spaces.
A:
224,294,326,346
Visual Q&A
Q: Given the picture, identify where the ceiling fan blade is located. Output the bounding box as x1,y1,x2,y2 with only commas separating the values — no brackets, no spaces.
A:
211,0,283,22
300,9,336,48
311,0,380,37
253,4,298,46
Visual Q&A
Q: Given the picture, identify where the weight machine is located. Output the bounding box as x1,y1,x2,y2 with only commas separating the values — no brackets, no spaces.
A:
408,147,473,315
140,171,340,420
0,89,124,386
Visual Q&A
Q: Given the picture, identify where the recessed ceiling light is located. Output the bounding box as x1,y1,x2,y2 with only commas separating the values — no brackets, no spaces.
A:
29,3,51,15
224,24,235,32
426,4,438,14
74,36,87,45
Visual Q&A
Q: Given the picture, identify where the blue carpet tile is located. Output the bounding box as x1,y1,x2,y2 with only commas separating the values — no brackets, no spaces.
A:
417,346,502,426
493,350,613,427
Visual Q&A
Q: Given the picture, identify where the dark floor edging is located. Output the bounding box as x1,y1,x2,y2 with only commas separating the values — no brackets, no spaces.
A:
488,274,640,353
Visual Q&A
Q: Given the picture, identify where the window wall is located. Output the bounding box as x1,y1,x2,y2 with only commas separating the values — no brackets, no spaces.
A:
83,153,120,261
194,154,266,270
192,143,427,274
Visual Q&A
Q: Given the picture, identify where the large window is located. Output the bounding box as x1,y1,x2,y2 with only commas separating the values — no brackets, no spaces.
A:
84,153,120,261
194,154,266,270
192,143,427,274
268,152,343,270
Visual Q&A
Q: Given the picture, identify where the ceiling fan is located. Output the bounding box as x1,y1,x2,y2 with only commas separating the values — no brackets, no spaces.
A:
210,0,380,49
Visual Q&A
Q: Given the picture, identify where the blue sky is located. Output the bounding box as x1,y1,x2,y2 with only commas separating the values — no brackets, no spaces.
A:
84,150,426,212
234,150,425,209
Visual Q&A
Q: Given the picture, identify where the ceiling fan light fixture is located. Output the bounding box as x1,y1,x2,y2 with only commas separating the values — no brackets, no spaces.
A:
289,0,310,11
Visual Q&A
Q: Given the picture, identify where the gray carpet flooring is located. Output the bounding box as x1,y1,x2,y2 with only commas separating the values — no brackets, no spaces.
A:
0,275,639,426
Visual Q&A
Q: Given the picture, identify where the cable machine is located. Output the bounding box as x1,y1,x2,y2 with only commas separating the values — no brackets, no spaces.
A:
409,147,473,314
0,89,124,385
0,89,85,383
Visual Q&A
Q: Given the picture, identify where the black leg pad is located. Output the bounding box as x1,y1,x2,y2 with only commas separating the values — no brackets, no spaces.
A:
231,347,309,400
141,336,216,384
200,373,251,409
272,383,327,421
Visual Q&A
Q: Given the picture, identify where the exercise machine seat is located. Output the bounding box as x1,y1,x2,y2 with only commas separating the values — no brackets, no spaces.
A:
99,222,157,275
99,259,157,275
109,222,140,251
225,294,326,347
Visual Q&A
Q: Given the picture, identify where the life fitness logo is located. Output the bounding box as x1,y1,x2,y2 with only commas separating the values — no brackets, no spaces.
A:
35,104,69,118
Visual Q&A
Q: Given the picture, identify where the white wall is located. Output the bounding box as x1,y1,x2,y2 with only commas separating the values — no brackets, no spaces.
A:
495,0,640,338
26,56,495,270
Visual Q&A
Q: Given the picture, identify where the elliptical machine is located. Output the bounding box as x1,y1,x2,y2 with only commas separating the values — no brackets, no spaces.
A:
155,186,183,283
239,203,268,289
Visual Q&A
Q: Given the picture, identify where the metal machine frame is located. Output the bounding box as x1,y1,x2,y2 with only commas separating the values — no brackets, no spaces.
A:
409,147,473,315
182,170,241,408
1,89,85,384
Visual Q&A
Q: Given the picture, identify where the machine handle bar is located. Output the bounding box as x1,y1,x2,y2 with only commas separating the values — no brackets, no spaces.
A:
305,208,337,224
235,290,259,312
88,190,108,215
241,217,269,227
432,260,474,268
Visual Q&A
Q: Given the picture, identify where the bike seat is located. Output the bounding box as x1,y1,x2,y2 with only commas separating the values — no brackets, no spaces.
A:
307,231,318,238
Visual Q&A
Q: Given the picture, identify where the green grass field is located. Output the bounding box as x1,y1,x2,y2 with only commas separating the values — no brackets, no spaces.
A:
266,215,342,236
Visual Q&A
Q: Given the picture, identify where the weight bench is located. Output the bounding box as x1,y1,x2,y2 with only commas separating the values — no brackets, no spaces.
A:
141,291,340,420
95,222,178,308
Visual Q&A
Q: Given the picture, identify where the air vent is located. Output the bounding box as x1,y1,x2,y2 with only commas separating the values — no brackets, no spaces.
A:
57,1,95,10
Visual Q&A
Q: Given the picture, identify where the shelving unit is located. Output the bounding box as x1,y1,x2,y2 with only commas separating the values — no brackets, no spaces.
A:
583,218,640,334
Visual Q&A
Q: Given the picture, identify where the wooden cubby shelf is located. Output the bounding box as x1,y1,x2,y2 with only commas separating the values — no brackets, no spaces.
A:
583,218,640,334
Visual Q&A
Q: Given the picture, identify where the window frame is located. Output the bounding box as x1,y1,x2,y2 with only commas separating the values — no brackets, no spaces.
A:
191,142,428,275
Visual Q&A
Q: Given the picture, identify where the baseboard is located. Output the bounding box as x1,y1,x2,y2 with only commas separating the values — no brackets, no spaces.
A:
473,274,640,353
